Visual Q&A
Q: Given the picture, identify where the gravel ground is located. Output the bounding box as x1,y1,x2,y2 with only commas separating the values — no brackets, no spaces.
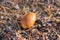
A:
0,0,60,40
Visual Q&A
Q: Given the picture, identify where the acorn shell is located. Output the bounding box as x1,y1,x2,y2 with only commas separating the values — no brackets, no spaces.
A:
21,12,36,29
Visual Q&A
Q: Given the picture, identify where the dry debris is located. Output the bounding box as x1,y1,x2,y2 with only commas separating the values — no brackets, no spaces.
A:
0,0,60,40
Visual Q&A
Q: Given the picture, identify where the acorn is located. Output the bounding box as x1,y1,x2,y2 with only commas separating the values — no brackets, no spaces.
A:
21,12,36,29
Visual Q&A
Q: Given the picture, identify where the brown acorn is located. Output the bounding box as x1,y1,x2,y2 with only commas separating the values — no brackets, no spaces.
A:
21,12,36,29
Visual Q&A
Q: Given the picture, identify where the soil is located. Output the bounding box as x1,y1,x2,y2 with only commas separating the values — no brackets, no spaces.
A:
0,0,60,40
